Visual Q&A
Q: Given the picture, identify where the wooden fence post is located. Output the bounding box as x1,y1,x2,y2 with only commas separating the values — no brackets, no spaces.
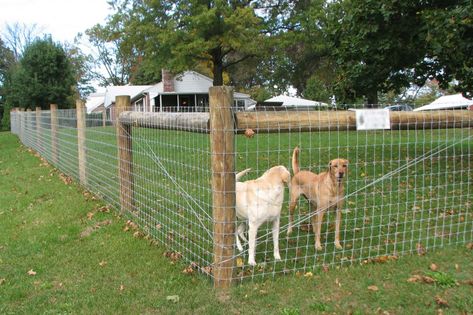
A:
209,86,236,289
102,111,106,127
116,95,134,215
36,107,41,149
50,104,58,165
76,100,87,186
11,108,19,134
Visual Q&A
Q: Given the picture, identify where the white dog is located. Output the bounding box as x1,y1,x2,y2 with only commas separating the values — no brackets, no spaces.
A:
235,166,291,266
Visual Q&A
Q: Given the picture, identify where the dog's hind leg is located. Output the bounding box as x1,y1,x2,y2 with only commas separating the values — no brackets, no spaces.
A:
236,222,246,252
272,218,281,261
247,221,260,266
287,188,300,236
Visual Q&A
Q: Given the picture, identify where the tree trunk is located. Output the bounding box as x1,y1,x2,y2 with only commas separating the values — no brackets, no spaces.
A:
211,48,224,86
366,90,379,108
213,61,224,86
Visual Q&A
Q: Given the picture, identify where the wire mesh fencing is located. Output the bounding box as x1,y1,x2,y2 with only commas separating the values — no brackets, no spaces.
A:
9,93,473,285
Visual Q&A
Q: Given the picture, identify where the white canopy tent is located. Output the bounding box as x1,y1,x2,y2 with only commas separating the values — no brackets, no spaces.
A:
413,94,473,111
265,95,328,108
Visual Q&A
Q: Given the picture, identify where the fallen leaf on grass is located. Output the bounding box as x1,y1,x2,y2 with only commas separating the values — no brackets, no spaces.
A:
80,220,112,238
99,261,107,267
407,275,422,283
407,274,435,284
322,264,329,272
27,269,36,276
0,278,5,285
416,243,426,256
367,285,379,291
59,173,72,185
236,257,244,268
430,263,438,271
86,212,94,220
466,243,473,250
202,266,212,275
435,296,449,307
304,272,313,278
166,295,180,303
182,265,195,275
422,276,435,284
133,231,144,238
461,280,473,286
119,284,125,291
98,205,110,213
164,251,182,262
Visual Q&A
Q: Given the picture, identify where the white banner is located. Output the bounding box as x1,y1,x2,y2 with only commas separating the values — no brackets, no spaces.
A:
356,109,391,130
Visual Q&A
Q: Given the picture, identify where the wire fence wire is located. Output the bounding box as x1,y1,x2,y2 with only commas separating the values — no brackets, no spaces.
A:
9,105,473,282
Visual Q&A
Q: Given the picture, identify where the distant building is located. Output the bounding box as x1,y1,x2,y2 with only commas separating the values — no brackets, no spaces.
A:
86,70,256,119
414,94,473,111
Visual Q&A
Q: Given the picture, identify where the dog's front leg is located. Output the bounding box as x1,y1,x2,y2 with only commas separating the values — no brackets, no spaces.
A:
272,218,281,261
247,222,259,266
334,201,343,250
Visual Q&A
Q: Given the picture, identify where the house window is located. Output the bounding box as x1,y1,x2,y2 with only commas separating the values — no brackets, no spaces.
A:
197,95,209,109
234,99,245,111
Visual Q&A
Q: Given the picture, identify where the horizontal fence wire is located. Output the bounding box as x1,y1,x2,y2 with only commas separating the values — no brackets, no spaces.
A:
9,104,473,283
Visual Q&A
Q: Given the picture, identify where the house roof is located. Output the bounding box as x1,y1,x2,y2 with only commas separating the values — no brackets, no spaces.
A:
265,95,328,107
85,92,105,113
104,85,153,108
413,93,473,111
132,71,252,100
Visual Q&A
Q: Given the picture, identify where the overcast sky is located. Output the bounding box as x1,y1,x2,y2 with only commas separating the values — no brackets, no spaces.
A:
0,0,112,43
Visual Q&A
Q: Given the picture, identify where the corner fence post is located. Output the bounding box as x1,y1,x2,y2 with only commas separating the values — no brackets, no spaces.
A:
209,86,236,289
76,100,87,186
116,95,134,215
50,104,58,165
35,106,41,150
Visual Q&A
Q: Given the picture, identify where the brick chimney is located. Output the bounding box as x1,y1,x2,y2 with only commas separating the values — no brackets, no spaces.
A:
162,69,174,92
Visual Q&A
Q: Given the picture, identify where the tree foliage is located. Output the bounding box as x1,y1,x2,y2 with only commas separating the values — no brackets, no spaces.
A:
3,37,76,110
83,0,472,104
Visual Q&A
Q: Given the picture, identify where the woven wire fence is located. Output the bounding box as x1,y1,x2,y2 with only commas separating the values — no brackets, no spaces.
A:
9,98,473,284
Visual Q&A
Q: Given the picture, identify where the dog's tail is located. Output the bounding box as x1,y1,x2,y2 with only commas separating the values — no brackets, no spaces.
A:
236,168,251,181
292,146,300,175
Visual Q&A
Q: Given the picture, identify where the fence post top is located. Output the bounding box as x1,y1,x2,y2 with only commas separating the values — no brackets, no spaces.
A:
76,99,85,108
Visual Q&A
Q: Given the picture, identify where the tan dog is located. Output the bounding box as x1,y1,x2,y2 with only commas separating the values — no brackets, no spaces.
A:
287,147,348,251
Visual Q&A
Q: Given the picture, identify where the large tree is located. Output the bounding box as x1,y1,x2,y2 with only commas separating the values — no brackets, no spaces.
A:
420,0,473,98
0,37,16,130
4,37,76,110
326,0,429,105
94,0,268,86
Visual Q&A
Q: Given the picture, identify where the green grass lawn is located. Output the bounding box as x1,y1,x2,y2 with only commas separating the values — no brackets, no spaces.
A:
1,131,473,314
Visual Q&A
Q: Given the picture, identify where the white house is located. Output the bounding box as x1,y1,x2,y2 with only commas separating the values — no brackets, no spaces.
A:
414,93,473,111
85,92,105,114
92,70,256,120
